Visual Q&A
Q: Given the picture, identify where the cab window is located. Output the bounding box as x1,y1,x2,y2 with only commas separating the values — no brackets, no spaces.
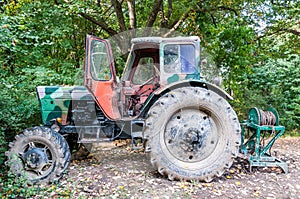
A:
90,40,111,80
163,44,196,74
132,57,154,85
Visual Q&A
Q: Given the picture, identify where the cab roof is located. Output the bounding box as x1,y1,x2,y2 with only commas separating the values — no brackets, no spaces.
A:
131,36,200,44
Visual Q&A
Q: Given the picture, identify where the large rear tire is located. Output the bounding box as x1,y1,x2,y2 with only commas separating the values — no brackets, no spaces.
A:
6,126,70,184
144,87,241,182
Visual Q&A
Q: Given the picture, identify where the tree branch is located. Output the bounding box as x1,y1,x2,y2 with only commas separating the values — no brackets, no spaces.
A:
164,5,239,35
127,0,136,29
210,14,217,28
256,25,300,41
111,0,127,32
161,0,172,28
79,12,118,36
166,0,172,20
164,11,190,37
146,0,163,27
283,28,300,36
217,6,238,16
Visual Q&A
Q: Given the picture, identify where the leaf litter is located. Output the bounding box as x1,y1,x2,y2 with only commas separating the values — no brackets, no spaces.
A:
33,137,300,198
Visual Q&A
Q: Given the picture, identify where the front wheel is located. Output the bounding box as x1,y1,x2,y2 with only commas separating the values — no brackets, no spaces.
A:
144,87,241,182
6,126,70,184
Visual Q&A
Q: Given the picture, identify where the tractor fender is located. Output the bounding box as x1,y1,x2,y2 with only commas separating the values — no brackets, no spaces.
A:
139,80,233,118
154,80,233,100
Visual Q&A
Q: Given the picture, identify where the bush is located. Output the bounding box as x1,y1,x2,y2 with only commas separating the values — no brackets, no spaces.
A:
234,55,300,132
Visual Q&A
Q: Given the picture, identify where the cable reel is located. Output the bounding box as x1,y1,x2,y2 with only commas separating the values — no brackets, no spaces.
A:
240,107,288,173
248,107,279,126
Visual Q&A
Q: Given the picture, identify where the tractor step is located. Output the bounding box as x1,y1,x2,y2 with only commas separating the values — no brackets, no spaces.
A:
130,120,144,150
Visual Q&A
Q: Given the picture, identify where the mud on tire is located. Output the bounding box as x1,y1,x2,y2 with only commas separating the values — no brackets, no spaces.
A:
144,87,241,182
5,126,71,184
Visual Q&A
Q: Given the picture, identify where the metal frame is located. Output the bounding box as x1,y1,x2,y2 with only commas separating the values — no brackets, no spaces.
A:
240,121,288,173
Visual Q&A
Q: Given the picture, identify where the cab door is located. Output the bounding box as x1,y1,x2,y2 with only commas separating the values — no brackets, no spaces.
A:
84,35,121,120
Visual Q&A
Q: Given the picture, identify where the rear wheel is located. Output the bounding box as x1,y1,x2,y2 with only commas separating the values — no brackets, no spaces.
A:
6,126,70,184
144,87,241,182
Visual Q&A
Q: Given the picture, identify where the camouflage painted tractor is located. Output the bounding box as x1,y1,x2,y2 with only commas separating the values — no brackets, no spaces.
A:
6,35,241,184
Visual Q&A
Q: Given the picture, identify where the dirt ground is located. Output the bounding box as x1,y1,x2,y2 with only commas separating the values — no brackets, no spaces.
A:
43,137,300,199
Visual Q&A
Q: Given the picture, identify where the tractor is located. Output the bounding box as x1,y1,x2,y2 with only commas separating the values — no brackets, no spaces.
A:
6,35,241,184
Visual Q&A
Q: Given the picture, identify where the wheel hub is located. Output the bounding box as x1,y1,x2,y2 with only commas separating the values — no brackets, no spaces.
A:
21,147,50,171
164,108,218,162
181,128,203,152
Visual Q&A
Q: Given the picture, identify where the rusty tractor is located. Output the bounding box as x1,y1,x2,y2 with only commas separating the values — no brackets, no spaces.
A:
6,35,241,184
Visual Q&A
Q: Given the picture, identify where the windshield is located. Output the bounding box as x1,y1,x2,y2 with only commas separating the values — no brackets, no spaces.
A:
132,57,155,85
122,49,135,81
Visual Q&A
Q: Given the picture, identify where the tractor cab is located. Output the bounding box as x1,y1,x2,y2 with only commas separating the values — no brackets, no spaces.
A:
121,38,160,117
85,35,201,120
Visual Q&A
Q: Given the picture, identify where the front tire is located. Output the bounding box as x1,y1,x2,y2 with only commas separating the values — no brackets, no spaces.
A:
6,126,71,184
144,87,241,182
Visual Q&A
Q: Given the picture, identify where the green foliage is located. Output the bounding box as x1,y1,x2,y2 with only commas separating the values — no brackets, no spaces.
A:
0,0,84,133
0,1,86,192
180,0,299,133
0,0,86,173
0,171,41,198
0,169,74,198
0,131,5,166
236,55,300,131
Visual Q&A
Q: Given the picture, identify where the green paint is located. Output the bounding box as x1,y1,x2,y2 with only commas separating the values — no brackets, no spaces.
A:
37,86,93,125
240,108,288,173
185,73,200,80
167,74,179,84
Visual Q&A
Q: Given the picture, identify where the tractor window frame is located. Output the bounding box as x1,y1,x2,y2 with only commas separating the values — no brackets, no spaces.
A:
163,44,196,74
90,40,112,81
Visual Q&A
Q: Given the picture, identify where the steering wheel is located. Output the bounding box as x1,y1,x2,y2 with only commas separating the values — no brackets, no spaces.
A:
138,76,155,90
140,64,160,87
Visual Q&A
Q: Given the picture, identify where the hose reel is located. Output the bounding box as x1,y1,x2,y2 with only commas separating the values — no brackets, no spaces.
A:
240,107,288,173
